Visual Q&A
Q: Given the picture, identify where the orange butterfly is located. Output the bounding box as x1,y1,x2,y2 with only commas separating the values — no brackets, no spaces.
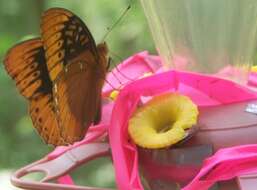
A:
4,8,109,146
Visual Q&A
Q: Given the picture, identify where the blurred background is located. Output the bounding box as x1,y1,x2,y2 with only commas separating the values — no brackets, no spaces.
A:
0,0,155,189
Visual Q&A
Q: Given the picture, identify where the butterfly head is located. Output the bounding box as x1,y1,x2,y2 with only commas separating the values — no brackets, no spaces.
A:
97,42,109,71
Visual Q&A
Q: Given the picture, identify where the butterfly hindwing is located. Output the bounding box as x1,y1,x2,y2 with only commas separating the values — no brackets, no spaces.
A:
29,93,66,146
4,39,66,146
53,53,105,143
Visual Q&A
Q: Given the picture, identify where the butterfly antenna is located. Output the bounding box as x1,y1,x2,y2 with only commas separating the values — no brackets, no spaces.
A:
110,64,123,85
109,50,135,82
104,78,119,91
101,4,131,42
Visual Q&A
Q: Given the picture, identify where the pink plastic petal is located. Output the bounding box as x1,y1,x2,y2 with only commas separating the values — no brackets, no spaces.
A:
182,145,257,190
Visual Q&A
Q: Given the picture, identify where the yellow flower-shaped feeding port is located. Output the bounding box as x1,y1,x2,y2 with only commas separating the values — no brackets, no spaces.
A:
128,93,199,149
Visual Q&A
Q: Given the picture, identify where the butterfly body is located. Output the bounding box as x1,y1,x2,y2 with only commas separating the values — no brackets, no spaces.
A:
4,8,108,146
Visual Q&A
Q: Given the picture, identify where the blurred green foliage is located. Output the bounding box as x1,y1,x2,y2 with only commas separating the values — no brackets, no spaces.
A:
0,0,155,186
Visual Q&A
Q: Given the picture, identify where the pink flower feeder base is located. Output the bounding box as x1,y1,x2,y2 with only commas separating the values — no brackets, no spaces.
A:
10,52,257,190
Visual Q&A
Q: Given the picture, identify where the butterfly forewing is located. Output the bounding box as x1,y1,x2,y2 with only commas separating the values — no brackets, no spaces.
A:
41,8,99,81
4,39,66,146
